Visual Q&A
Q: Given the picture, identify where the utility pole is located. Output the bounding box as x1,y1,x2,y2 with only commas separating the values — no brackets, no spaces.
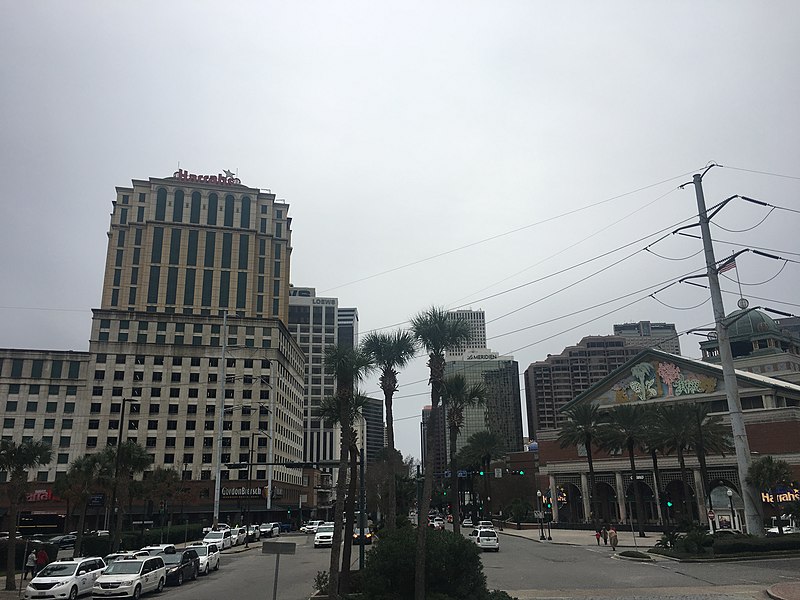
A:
691,170,763,536
212,312,231,530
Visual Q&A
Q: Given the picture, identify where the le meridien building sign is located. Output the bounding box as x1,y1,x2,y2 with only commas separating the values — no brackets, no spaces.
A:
172,169,242,186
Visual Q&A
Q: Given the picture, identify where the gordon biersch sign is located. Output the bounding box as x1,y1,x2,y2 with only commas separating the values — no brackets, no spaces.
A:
221,485,265,498
172,168,242,186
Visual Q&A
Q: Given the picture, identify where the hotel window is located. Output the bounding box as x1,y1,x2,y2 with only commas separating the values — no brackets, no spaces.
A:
190,192,201,223
110,289,119,307
221,233,232,268
119,208,128,225
173,190,184,222
224,195,235,227
137,206,144,221
147,266,160,304
166,267,178,305
236,273,247,309
260,218,267,234
169,229,181,264
3,419,13,428
45,402,57,413
275,222,282,238
133,247,140,265
68,361,80,378
134,228,142,245
204,232,216,267
51,360,63,378
5,402,17,412
151,228,164,263
187,230,198,266
207,193,218,225
240,196,250,228
219,272,230,308
184,269,196,305
155,188,167,221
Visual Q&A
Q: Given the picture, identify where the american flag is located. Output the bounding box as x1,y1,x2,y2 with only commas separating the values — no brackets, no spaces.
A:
717,258,737,274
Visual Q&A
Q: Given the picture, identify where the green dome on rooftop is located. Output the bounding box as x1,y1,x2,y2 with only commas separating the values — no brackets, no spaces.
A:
727,308,779,338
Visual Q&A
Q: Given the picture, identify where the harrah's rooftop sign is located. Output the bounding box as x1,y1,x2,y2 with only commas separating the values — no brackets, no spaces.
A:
172,169,242,186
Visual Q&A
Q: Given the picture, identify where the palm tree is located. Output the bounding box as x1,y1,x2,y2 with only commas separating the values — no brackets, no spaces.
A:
322,344,373,600
97,441,152,551
557,403,605,525
362,329,417,532
687,404,733,521
441,375,486,534
54,454,104,558
747,456,792,535
410,306,470,600
655,404,696,522
457,430,503,524
0,439,52,591
602,405,649,537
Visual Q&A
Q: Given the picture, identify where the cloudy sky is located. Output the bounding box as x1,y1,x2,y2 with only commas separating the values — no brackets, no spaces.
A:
1,2,798,460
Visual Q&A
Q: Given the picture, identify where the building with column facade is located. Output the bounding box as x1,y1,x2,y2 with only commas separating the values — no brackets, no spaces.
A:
613,321,680,355
0,169,308,529
446,309,486,356
536,325,800,532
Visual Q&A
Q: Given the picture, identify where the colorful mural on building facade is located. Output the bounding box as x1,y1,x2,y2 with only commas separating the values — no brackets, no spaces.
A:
605,361,719,405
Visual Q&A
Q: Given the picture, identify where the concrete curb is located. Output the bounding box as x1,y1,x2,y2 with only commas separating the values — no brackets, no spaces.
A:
766,582,800,600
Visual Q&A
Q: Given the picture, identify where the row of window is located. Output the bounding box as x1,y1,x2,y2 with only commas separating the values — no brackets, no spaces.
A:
4,385,78,396
93,353,270,369
0,358,82,379
89,386,273,400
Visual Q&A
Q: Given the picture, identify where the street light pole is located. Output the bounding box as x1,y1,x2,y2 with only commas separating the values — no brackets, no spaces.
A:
213,312,233,530
266,381,276,511
727,488,736,530
537,490,545,540
111,397,139,551
690,170,762,536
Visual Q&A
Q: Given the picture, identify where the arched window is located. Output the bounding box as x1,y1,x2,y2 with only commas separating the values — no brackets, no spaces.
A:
190,192,201,224
240,196,251,228
173,190,184,222
155,188,167,221
224,195,235,227
207,193,218,226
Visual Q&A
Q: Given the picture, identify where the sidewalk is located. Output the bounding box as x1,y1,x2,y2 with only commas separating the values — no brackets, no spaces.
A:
498,526,800,600
499,525,656,549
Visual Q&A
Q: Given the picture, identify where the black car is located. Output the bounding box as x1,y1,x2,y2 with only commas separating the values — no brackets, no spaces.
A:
162,548,200,586
48,534,77,549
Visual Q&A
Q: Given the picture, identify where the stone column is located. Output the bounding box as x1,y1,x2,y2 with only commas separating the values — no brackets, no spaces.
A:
615,472,627,524
549,475,559,522
580,472,591,523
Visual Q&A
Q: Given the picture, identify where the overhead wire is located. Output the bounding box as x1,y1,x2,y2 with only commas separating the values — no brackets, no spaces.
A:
712,207,775,233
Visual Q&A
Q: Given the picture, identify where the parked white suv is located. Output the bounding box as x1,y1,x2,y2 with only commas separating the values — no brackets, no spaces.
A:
92,556,166,598
202,529,232,549
314,523,335,548
186,542,220,574
24,557,106,600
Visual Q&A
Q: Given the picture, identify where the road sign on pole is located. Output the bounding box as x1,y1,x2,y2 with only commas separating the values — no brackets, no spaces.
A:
494,468,503,478
707,510,715,520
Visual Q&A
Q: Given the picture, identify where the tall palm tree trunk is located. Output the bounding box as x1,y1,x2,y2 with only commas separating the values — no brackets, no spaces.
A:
339,443,358,594
650,449,667,532
384,393,397,532
449,423,461,535
677,448,692,521
627,441,645,537
585,436,597,526
328,426,351,600
415,401,438,600
74,502,88,558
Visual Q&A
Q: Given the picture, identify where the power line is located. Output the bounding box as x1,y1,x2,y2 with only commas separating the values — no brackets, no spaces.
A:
320,168,701,293
721,165,800,181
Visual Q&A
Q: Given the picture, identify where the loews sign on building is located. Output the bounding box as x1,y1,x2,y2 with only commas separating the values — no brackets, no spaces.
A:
172,169,242,186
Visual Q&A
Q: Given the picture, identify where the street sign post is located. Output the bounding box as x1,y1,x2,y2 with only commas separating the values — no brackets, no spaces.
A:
262,541,296,600
707,510,715,520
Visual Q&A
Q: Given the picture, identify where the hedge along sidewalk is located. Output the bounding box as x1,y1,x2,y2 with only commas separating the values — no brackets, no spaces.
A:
500,527,656,548
650,548,800,563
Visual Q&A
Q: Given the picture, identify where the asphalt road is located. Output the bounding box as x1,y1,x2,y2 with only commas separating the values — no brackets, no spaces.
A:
489,533,800,599
84,533,800,600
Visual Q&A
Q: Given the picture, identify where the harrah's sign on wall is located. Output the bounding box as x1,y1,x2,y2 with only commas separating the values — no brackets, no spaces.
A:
172,169,241,186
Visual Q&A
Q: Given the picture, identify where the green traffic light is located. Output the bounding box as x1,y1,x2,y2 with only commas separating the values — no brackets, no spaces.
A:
519,470,525,475
666,501,673,507
479,470,484,476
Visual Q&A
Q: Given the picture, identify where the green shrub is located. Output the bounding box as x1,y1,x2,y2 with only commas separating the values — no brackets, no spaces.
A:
675,526,712,555
488,592,518,600
314,570,329,594
714,533,800,555
361,527,488,600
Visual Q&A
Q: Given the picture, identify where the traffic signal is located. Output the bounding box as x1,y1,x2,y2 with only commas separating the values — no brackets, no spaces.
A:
518,469,525,475
546,500,552,509
666,500,673,508
443,490,447,496
479,470,484,476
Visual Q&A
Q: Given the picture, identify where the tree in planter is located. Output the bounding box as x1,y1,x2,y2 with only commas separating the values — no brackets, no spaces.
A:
0,439,52,591
509,498,531,529
410,306,471,600
441,374,486,535
747,456,792,535
322,344,373,600
53,454,104,558
362,329,417,533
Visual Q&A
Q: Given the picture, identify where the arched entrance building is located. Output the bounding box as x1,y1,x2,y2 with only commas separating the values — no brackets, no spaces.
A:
534,336,800,531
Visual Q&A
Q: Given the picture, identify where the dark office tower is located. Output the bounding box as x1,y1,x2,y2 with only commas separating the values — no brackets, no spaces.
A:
362,397,385,463
524,336,639,437
337,307,359,350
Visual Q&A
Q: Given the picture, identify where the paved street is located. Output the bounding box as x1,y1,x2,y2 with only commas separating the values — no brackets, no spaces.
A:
3,530,800,600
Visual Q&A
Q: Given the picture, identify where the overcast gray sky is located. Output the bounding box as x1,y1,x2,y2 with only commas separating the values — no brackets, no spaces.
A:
1,2,798,460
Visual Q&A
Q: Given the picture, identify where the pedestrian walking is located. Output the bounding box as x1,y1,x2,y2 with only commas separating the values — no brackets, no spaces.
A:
609,526,618,551
35,547,49,574
24,550,36,580
594,530,601,545
601,526,608,545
